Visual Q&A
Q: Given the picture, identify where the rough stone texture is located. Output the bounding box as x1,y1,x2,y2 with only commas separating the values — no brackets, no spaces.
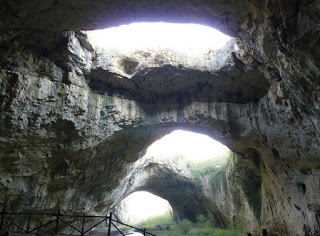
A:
87,39,269,104
1,1,320,235
121,155,213,223
114,150,261,233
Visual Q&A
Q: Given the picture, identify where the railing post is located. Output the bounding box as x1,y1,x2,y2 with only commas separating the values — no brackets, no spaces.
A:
107,213,112,236
26,213,31,233
0,209,5,231
262,228,268,236
81,214,85,235
143,228,146,236
55,209,61,235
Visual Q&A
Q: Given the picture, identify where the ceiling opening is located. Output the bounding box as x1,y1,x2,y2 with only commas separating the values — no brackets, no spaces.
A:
145,129,230,163
114,130,232,227
87,22,231,56
116,191,172,225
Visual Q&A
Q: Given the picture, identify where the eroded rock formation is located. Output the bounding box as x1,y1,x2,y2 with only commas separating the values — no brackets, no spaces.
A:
1,1,320,235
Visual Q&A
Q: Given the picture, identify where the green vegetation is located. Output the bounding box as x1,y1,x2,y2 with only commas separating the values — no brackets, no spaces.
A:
136,212,173,228
134,213,245,236
236,169,261,221
47,178,71,192
35,63,54,78
209,168,227,193
187,151,232,192
211,229,245,236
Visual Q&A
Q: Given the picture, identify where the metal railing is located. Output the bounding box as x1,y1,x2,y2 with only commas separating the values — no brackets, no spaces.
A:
0,210,156,236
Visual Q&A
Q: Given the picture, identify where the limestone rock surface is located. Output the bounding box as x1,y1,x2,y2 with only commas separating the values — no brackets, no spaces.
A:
0,1,320,235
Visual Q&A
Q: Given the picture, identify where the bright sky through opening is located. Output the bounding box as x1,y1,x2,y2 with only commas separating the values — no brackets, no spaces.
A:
87,22,231,54
146,130,230,162
120,191,172,224
121,132,229,222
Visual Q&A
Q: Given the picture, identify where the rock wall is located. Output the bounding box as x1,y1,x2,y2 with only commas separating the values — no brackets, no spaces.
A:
1,1,320,235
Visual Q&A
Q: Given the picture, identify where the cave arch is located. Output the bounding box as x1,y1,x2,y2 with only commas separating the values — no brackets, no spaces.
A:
118,159,224,224
107,126,262,228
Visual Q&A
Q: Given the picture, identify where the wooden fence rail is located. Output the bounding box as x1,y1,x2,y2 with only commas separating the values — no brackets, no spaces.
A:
0,210,156,236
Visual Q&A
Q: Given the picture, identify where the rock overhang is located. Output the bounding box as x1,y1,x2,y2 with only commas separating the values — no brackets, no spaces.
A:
1,1,320,235
79,27,270,104
0,1,273,106
0,1,252,36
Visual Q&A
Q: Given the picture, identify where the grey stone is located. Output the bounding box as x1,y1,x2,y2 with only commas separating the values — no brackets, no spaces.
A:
0,1,320,235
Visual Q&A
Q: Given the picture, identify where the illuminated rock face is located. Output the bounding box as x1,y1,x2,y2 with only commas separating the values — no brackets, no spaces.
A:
87,39,269,104
114,149,261,233
1,1,320,235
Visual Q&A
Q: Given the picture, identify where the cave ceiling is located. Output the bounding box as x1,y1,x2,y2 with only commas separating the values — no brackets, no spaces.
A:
1,1,320,235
